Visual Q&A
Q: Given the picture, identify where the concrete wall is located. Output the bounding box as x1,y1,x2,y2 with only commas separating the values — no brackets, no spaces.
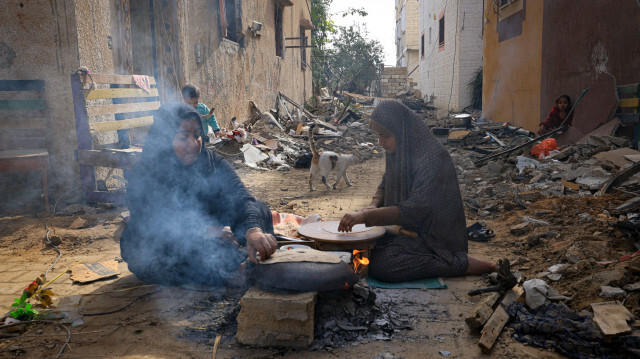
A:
482,0,543,130
0,0,80,201
183,0,313,130
540,0,640,125
396,0,420,78
419,0,483,115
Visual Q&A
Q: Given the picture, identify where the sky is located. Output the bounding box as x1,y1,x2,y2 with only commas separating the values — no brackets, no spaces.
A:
329,0,396,66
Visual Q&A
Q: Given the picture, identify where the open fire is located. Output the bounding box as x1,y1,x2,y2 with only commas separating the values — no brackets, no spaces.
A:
352,249,370,275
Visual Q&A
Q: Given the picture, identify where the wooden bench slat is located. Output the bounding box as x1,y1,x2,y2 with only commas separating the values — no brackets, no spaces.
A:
0,148,49,159
618,84,640,96
77,149,142,169
87,101,160,116
90,73,157,85
619,98,640,109
0,80,45,92
0,118,47,130
84,88,159,100
89,116,154,134
0,138,46,151
0,99,46,110
0,91,45,100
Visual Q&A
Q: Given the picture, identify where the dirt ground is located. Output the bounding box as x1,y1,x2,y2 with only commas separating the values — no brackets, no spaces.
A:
0,156,605,359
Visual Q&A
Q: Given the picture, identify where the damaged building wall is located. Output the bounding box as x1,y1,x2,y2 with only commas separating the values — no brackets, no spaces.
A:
182,0,313,130
395,0,420,75
419,0,483,115
482,0,543,130
0,0,81,204
539,0,640,126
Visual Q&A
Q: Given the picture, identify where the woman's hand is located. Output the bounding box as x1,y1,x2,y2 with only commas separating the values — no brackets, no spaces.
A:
245,229,277,264
338,211,365,232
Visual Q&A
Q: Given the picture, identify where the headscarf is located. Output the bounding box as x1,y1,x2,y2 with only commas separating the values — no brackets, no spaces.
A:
370,100,468,259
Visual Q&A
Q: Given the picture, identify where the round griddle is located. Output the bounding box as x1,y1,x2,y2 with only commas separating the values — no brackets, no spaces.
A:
297,221,385,250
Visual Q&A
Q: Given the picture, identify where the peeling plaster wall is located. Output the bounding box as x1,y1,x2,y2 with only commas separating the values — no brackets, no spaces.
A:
0,0,80,201
182,0,313,130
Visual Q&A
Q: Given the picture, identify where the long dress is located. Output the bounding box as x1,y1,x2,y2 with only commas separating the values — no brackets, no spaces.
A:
120,102,272,286
367,100,469,282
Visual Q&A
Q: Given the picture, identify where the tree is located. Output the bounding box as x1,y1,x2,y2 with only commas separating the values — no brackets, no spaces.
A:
310,1,381,96
327,25,384,94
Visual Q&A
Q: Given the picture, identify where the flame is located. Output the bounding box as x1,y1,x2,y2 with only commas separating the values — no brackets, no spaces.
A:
352,249,370,274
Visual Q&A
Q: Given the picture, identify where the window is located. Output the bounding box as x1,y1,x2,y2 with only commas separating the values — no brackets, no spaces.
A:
420,34,425,58
438,16,445,47
300,26,307,70
429,27,432,44
498,0,513,9
275,4,284,57
219,0,242,43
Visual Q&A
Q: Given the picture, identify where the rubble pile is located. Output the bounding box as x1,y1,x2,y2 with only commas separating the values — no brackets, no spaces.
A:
443,112,640,354
210,91,437,170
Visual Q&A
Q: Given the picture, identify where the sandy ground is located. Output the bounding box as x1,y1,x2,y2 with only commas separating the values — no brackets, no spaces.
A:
0,157,567,359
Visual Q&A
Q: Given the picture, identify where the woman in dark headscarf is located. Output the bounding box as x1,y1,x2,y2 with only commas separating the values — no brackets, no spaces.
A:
338,100,495,282
120,102,276,286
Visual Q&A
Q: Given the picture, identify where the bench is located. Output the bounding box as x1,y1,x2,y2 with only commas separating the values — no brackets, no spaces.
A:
0,80,50,211
616,83,640,148
71,72,160,204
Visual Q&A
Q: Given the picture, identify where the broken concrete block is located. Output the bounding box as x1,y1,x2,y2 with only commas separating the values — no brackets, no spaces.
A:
540,184,564,196
486,161,503,174
575,168,613,190
69,217,89,230
593,269,626,287
623,282,640,292
236,286,316,348
510,222,533,236
475,186,495,197
599,286,626,299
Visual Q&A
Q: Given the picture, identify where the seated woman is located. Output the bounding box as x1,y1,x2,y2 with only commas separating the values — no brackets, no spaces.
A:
120,102,276,286
338,101,496,282
537,94,573,135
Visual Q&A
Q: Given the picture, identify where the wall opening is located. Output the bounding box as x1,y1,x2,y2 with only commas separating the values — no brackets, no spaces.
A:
421,33,425,58
438,16,445,47
219,0,241,43
275,4,284,57
300,26,307,70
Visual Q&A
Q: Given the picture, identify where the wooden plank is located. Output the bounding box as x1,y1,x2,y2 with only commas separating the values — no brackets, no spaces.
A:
84,87,159,100
0,80,45,92
87,101,160,116
0,91,45,100
0,156,49,172
90,73,156,85
77,149,142,169
0,148,49,159
0,137,45,151
591,301,634,336
465,292,501,331
0,118,47,130
618,84,640,96
478,286,524,353
89,116,154,133
620,98,640,109
0,99,46,110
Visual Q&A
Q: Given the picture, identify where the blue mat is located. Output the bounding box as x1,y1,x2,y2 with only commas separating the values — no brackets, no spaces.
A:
366,277,447,289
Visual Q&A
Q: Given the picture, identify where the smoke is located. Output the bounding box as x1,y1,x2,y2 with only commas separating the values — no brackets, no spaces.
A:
120,103,252,290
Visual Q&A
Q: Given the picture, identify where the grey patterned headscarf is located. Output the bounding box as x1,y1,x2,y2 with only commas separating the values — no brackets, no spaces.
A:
370,100,468,260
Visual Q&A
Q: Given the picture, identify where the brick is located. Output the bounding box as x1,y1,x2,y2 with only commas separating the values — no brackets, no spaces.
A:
236,286,317,348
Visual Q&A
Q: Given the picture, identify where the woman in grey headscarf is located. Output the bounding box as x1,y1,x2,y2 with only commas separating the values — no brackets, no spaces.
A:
338,100,495,282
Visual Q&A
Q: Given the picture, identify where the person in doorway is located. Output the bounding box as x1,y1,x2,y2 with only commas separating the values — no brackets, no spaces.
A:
337,100,496,282
537,95,573,135
182,84,221,142
120,102,276,286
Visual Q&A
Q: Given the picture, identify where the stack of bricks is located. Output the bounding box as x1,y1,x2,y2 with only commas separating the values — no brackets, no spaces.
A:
236,286,317,348
380,67,417,98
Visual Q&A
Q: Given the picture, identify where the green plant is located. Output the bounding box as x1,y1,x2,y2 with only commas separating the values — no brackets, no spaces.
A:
10,292,38,321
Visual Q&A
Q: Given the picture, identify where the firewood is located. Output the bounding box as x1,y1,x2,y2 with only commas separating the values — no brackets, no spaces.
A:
465,292,501,331
478,286,524,353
